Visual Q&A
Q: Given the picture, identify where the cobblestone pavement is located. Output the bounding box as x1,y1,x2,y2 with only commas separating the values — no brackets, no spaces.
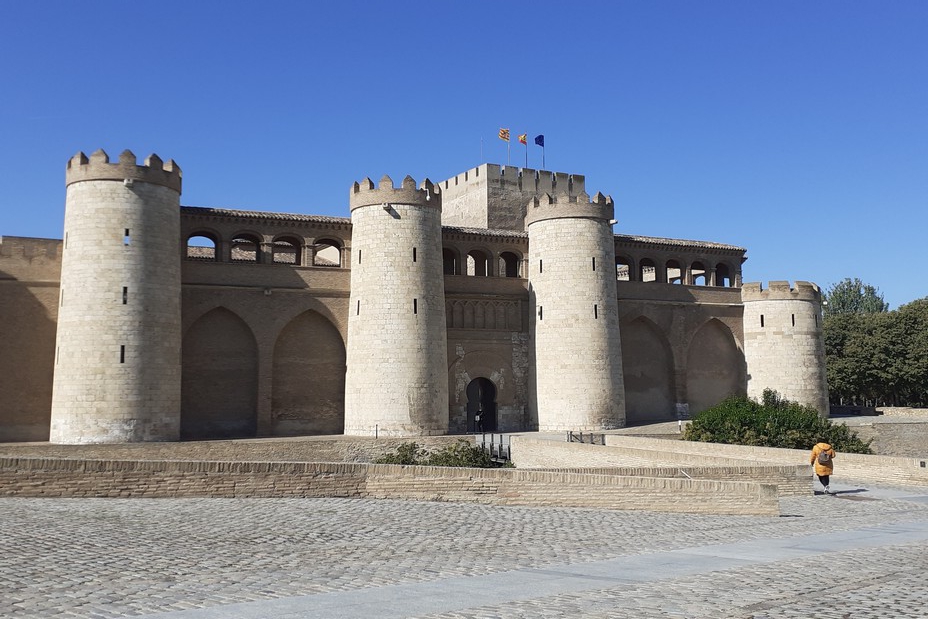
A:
2,481,928,618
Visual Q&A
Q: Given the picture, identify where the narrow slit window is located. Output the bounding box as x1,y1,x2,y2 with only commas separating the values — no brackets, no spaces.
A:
119,345,125,364
815,314,818,326
124,229,130,246
538,306,543,321
594,304,598,319
356,300,360,315
592,257,596,271
760,315,765,328
358,249,361,264
539,259,543,274
413,298,418,314
791,314,795,327
122,287,128,305
413,247,417,262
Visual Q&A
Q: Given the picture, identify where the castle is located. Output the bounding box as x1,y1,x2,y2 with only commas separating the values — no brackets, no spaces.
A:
0,150,830,443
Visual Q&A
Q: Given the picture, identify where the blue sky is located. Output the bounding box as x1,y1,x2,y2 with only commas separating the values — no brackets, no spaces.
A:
1,1,925,308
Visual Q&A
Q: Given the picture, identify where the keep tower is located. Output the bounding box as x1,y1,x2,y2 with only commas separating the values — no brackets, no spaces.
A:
526,192,625,430
344,175,449,436
50,149,183,443
741,281,830,415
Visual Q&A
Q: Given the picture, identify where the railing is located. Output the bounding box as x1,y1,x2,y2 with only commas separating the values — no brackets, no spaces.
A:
477,433,511,462
566,431,606,445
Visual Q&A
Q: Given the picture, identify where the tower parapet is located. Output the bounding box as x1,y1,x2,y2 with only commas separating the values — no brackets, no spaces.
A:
439,164,589,231
741,280,829,415
65,149,182,192
349,175,439,211
523,191,614,227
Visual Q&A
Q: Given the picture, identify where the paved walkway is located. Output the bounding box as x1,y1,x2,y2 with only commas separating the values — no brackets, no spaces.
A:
2,479,928,618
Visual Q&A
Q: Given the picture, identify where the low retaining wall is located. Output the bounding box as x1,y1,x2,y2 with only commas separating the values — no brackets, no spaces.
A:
0,457,780,516
603,436,928,487
510,436,809,496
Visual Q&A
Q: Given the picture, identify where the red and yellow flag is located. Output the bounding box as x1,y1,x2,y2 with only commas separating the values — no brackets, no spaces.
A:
498,128,510,142
518,134,527,145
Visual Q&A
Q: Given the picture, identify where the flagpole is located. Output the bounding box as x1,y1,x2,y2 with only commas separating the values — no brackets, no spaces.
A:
524,141,528,168
507,141,510,166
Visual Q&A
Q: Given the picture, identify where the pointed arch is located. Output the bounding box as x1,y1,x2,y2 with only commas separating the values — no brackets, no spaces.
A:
271,310,346,435
686,319,745,414
181,307,258,439
620,316,675,423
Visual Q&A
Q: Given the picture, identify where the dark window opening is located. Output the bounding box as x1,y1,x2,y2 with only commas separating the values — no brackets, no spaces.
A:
538,306,543,320
592,257,596,271
594,304,598,319
413,247,417,263
413,298,418,314
539,259,543,274
122,287,128,305
120,345,125,364
792,314,796,327
760,315,765,328
356,300,360,315
124,229,130,246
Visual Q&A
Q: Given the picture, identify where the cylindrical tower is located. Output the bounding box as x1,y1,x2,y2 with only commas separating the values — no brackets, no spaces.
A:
50,149,183,443
742,280,830,415
344,175,449,436
526,192,625,431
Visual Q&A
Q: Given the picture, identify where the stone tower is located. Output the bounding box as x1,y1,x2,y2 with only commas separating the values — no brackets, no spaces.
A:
50,150,183,443
741,281,830,415
526,192,625,430
344,175,449,436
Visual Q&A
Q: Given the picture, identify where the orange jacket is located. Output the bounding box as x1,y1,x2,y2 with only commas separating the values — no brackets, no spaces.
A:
810,442,835,475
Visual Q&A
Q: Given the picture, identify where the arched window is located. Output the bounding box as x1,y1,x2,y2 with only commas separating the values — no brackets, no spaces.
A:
467,249,491,276
616,255,632,281
186,233,217,261
443,248,460,275
499,252,521,278
716,263,732,287
666,260,683,284
313,238,342,267
272,237,302,265
691,261,707,285
231,234,261,263
639,258,656,282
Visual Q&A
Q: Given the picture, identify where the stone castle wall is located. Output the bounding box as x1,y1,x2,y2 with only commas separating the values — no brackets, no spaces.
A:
742,281,829,413
0,236,61,441
51,152,182,443
344,177,449,435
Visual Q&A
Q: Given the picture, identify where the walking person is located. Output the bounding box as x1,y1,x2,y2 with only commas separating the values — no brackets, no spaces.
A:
810,440,836,495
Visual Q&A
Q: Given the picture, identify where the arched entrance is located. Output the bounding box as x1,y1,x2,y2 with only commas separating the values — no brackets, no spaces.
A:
466,378,497,433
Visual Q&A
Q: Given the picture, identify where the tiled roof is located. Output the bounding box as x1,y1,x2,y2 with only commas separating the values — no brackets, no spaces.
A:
181,206,350,225
614,234,745,252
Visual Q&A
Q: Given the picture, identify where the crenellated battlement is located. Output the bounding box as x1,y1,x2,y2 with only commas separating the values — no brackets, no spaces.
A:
441,163,585,197
349,174,441,211
65,149,182,193
741,280,822,303
523,191,614,227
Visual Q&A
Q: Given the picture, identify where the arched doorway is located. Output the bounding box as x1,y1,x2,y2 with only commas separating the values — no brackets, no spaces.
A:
466,378,497,433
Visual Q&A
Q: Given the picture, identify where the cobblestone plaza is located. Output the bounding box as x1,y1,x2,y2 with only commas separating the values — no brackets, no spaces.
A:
2,481,928,618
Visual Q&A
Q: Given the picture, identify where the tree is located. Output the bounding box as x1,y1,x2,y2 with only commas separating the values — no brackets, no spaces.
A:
823,278,888,316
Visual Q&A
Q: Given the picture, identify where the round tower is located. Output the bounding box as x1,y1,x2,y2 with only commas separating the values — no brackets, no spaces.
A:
344,175,449,436
526,192,625,431
50,149,183,443
741,281,830,415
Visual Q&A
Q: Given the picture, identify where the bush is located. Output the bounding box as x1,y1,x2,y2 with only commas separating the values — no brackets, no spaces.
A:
374,439,512,468
683,389,872,453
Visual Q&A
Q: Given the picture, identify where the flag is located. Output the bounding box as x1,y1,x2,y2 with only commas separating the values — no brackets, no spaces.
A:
498,128,510,142
518,134,527,145
534,134,545,147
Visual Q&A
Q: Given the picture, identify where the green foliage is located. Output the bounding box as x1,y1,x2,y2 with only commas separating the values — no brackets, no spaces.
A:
374,440,512,468
683,389,872,453
824,294,928,406
823,277,888,316
374,441,425,465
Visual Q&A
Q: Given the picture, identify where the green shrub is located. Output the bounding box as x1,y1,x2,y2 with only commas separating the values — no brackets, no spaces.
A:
683,389,872,454
374,439,512,468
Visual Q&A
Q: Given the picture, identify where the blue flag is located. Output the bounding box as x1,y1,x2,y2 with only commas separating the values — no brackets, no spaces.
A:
534,134,545,147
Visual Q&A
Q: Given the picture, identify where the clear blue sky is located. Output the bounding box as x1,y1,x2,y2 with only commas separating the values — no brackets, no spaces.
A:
2,1,925,308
